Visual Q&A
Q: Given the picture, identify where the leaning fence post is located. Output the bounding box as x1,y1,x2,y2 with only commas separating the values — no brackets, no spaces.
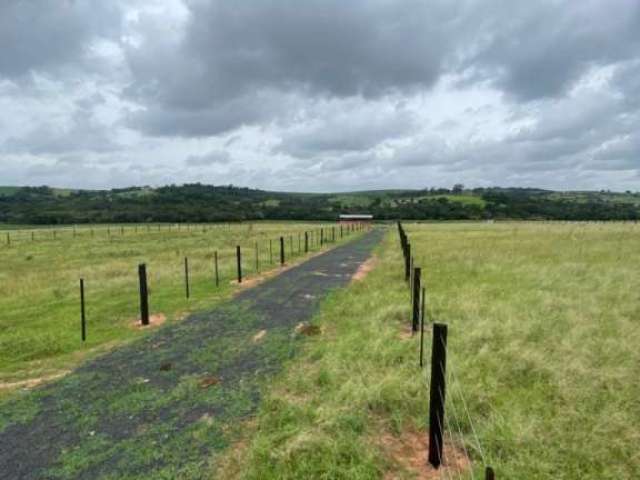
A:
412,267,421,332
280,236,285,265
236,245,242,283
138,263,149,326
80,278,86,342
184,257,190,298
428,323,448,469
214,251,219,287
485,467,495,480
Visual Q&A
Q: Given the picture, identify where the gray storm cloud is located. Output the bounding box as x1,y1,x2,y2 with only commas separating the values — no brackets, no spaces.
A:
0,0,639,191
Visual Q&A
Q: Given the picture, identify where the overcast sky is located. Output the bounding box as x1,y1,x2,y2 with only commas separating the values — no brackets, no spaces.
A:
1,0,639,192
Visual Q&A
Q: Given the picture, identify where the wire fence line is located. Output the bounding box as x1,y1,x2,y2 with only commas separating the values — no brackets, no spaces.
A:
397,221,494,479
0,222,368,370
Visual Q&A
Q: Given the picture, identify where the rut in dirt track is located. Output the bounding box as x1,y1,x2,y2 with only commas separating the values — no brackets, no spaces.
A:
0,228,384,480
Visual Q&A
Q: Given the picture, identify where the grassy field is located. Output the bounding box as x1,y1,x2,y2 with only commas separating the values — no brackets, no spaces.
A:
0,222,355,390
218,222,640,479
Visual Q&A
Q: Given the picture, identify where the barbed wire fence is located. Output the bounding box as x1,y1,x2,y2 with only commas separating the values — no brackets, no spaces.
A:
2,222,368,348
397,221,495,480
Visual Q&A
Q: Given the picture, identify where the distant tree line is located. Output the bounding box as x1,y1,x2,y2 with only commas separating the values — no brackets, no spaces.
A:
0,184,638,224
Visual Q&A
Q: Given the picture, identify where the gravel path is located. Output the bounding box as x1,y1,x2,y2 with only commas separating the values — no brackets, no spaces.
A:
0,228,383,480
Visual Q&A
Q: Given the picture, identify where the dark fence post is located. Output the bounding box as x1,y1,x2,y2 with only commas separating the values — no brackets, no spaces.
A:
428,323,448,469
214,251,219,287
485,467,495,480
138,263,149,326
184,257,190,298
412,267,421,332
305,231,309,253
280,236,285,265
298,232,301,253
320,228,324,245
332,226,335,242
420,287,425,367
340,225,343,238
236,246,242,283
269,239,273,264
80,278,86,342
405,244,411,281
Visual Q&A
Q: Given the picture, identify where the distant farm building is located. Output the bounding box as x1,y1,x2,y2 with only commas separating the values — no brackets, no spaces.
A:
338,214,373,224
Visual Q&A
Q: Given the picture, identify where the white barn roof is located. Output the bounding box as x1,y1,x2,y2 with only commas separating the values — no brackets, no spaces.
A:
339,214,373,219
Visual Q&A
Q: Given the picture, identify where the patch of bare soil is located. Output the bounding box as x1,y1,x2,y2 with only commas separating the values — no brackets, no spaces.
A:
252,329,267,342
381,430,471,480
0,371,70,391
399,324,415,340
199,376,220,389
352,255,378,282
132,313,167,329
294,322,322,336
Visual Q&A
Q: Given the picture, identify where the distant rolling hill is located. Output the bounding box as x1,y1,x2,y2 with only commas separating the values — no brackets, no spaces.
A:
0,184,639,224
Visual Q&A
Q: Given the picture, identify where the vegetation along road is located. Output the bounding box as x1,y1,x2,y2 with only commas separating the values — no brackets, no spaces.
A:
0,228,383,479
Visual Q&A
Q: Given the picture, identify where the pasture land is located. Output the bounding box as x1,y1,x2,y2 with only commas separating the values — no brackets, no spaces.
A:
0,222,355,390
221,222,639,479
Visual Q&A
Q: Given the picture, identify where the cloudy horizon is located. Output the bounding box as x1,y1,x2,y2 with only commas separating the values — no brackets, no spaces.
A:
1,0,639,193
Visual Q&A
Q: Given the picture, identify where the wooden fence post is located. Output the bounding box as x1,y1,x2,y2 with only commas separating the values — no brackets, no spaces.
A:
428,323,448,469
138,264,149,326
269,239,273,264
412,267,421,332
80,278,86,342
184,257,190,298
305,232,309,253
280,236,285,265
485,467,495,480
236,246,242,283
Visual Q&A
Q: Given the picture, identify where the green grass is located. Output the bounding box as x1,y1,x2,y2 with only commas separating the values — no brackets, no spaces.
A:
328,194,374,208
0,222,353,388
0,186,21,196
219,222,640,479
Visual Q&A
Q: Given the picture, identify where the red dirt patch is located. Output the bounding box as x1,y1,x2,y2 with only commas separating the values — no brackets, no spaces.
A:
381,430,471,480
132,313,167,329
352,255,378,282
199,376,220,389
